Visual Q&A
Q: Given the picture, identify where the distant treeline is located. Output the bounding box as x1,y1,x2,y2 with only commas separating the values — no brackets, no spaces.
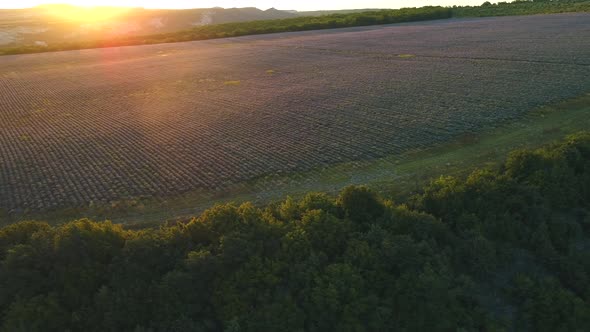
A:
2,1,589,55
454,0,590,17
1,132,590,331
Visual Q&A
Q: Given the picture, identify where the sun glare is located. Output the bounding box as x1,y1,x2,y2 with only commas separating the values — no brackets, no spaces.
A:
40,4,132,23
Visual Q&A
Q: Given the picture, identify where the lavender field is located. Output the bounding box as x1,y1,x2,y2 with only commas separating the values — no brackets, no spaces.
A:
1,13,589,212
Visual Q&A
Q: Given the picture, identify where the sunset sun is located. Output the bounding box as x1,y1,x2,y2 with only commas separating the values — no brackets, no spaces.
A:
39,3,133,22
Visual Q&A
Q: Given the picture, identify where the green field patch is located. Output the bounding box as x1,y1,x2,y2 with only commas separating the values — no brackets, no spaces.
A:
224,80,241,86
397,54,415,58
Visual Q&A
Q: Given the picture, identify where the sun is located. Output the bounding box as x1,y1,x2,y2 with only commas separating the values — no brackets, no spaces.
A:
38,3,133,23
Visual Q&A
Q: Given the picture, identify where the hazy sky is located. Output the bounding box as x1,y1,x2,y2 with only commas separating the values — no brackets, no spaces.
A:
4,0,483,11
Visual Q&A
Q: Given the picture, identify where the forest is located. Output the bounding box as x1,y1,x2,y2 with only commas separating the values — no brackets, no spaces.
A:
1,0,589,55
1,131,589,331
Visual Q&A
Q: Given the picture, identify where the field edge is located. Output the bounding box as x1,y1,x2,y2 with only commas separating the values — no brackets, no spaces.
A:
3,92,589,227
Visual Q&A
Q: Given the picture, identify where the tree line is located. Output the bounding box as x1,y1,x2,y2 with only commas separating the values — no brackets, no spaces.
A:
454,0,590,17
1,131,589,331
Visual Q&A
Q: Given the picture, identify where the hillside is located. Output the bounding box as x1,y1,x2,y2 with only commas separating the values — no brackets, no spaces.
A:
1,132,589,331
0,5,297,48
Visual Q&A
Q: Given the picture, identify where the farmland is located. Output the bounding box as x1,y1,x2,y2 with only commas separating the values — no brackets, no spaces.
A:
1,13,590,219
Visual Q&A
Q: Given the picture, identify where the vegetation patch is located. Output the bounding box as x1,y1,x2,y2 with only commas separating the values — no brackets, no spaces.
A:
1,132,589,331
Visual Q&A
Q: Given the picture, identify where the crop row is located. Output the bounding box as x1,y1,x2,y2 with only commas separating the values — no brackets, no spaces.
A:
1,14,589,212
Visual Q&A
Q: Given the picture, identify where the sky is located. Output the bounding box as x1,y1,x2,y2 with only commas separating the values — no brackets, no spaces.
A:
2,0,482,11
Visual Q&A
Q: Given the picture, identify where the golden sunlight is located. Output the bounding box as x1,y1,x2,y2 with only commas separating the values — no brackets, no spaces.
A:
39,4,132,22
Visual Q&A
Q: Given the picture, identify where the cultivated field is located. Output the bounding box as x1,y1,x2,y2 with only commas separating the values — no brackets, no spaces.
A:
1,13,589,213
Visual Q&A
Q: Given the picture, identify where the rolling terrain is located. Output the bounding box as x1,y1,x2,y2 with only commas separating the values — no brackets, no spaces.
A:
0,5,297,48
1,13,590,216
1,8,590,331
2,2,589,56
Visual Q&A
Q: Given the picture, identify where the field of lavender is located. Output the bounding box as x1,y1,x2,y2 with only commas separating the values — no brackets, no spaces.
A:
1,13,589,212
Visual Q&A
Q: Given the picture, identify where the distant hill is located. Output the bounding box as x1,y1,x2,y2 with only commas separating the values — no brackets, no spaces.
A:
0,5,299,47
296,8,383,16
4,1,588,54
